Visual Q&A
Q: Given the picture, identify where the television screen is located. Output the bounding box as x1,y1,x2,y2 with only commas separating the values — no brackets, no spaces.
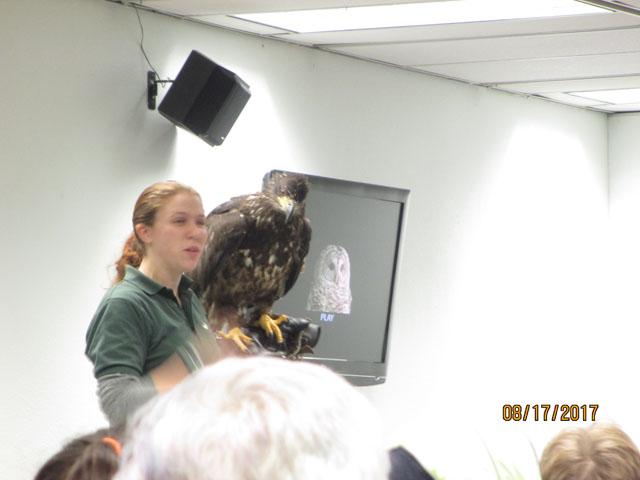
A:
267,171,409,386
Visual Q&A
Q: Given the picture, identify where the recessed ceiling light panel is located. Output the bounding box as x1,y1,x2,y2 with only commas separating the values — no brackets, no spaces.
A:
568,88,640,104
234,0,609,33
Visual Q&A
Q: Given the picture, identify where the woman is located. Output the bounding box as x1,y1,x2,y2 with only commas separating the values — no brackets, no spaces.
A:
85,181,220,429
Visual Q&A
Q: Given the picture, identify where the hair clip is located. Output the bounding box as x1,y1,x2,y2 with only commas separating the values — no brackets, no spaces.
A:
101,437,122,456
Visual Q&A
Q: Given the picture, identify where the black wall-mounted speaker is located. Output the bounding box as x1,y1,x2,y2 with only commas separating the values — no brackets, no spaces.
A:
158,50,251,147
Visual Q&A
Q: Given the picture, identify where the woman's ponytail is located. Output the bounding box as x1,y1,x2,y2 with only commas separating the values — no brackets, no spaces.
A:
113,232,143,284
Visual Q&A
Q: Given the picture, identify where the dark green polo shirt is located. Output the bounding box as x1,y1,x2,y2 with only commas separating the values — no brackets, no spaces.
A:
86,266,210,378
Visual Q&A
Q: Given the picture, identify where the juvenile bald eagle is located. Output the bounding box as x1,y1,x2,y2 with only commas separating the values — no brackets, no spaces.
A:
191,171,312,352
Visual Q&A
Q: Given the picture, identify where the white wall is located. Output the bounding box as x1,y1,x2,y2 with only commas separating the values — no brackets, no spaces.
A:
2,0,626,478
607,112,640,462
609,112,640,298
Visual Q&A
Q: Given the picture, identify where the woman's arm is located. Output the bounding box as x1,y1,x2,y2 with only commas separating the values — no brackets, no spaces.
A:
97,373,157,428
148,351,190,393
97,351,190,428
98,346,208,428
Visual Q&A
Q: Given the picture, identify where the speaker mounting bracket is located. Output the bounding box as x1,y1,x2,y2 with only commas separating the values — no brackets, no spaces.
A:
147,71,174,110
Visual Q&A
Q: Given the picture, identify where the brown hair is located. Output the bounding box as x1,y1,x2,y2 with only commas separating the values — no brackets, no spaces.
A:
33,429,121,480
540,423,640,480
113,181,202,284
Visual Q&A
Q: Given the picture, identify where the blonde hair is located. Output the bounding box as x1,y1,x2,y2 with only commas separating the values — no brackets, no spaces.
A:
114,181,202,284
540,423,640,480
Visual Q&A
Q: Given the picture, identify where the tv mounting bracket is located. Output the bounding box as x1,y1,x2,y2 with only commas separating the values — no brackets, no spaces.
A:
147,71,174,110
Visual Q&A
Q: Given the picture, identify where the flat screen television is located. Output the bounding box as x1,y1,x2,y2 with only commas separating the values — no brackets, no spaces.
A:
266,171,409,386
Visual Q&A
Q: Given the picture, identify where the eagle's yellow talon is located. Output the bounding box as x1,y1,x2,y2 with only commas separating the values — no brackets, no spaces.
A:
218,327,253,352
255,314,285,343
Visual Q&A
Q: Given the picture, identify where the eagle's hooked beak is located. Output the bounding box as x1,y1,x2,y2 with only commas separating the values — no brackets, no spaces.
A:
278,195,296,222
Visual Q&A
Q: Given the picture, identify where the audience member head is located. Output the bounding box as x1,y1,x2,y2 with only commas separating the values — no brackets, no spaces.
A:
114,180,203,284
540,422,640,480
115,356,390,480
34,428,121,480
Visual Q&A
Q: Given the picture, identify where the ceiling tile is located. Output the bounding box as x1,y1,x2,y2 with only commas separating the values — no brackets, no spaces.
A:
536,92,608,106
498,75,640,94
589,101,640,112
613,0,640,8
326,27,640,66
413,52,640,85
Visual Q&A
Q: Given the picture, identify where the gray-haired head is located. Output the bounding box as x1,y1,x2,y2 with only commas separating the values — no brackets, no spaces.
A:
115,356,389,480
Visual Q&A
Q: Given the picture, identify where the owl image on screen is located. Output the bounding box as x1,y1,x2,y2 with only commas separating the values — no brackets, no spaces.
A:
306,244,352,314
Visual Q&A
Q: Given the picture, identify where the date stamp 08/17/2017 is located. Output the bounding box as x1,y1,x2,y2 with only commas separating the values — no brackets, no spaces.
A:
503,404,599,422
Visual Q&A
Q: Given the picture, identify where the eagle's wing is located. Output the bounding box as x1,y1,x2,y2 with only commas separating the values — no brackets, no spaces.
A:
191,196,250,300
283,216,312,296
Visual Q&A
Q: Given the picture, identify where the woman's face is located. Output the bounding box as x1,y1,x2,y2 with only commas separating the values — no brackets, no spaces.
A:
140,193,207,277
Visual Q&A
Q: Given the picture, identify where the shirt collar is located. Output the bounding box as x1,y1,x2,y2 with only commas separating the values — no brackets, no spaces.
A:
124,265,194,296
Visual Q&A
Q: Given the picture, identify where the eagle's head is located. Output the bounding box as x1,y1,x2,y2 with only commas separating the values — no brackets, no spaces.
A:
267,171,309,222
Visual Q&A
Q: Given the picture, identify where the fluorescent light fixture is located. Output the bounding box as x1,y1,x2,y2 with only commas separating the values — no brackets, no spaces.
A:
568,88,640,104
234,0,609,33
